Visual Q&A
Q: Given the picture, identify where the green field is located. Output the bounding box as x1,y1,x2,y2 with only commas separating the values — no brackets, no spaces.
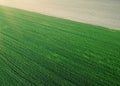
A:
0,6,120,86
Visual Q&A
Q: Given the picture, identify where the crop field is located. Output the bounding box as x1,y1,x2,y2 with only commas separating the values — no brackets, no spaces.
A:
0,6,120,86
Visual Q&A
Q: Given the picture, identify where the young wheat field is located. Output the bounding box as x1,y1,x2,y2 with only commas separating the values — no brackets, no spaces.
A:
0,6,120,86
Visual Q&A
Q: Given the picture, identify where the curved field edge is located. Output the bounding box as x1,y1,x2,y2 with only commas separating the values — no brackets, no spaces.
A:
0,5,120,86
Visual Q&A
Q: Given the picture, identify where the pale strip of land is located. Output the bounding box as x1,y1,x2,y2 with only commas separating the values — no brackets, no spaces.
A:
0,0,120,29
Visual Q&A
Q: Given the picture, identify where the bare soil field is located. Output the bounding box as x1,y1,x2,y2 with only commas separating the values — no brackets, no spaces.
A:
0,0,120,29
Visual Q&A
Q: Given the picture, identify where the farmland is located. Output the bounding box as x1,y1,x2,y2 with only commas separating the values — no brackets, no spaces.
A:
0,6,120,86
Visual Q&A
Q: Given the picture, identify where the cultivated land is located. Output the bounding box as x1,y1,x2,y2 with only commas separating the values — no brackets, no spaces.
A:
0,6,120,86
0,0,120,29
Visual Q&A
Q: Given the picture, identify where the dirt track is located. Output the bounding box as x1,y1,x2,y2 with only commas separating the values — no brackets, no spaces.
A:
0,0,120,29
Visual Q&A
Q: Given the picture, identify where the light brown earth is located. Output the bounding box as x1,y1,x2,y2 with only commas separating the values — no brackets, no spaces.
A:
0,0,120,29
